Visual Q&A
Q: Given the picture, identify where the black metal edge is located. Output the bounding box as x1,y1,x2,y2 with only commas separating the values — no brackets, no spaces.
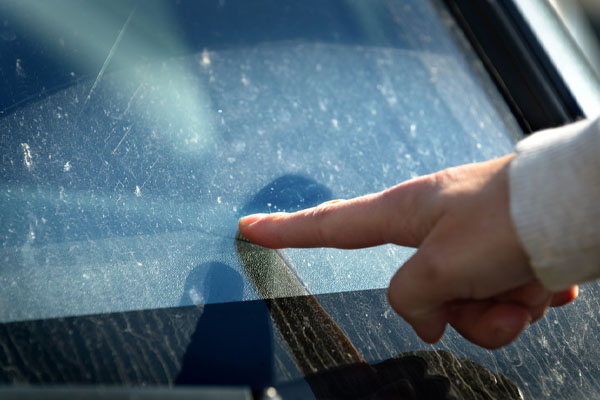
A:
443,0,584,133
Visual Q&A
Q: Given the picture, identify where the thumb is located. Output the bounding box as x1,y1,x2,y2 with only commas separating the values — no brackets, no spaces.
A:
387,247,452,344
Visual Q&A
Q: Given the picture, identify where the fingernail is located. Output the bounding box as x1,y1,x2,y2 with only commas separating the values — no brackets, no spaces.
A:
239,213,268,227
529,288,551,307
499,314,531,337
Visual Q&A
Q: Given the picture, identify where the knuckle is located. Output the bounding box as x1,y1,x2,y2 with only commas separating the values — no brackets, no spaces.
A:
433,166,466,197
382,175,442,245
421,171,442,189
429,166,466,213
310,201,337,219
321,199,345,206
417,172,446,211
308,202,338,243
435,165,464,186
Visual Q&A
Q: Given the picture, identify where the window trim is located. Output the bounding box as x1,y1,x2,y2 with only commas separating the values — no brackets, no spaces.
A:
444,0,585,133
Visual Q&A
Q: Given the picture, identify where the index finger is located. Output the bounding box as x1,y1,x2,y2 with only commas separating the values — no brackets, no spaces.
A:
238,175,439,249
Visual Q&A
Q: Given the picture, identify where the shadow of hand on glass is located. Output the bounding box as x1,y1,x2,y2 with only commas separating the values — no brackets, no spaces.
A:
238,174,332,216
176,174,332,389
176,262,274,388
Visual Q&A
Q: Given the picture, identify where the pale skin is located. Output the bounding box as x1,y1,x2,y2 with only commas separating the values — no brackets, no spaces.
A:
239,154,578,349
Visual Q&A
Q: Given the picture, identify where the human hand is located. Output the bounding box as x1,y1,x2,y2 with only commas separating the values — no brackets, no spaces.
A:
238,155,578,349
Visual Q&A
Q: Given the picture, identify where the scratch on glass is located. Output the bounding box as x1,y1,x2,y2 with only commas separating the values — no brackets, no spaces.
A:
112,123,134,154
116,82,144,120
81,5,137,112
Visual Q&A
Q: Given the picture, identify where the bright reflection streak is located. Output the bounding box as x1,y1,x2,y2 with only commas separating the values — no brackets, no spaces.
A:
513,0,600,118
133,61,220,157
2,0,219,157
81,5,138,110
548,0,600,77
345,0,389,46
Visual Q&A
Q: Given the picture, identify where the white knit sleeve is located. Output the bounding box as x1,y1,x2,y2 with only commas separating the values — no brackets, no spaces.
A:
509,118,600,291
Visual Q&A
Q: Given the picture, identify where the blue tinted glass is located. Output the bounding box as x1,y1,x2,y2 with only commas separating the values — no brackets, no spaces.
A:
0,0,520,322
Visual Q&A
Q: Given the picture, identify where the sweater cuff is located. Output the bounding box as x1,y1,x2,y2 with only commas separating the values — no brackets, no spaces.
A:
509,118,600,291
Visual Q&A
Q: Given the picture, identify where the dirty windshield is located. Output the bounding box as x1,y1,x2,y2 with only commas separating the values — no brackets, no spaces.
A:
0,0,520,323
4,0,600,398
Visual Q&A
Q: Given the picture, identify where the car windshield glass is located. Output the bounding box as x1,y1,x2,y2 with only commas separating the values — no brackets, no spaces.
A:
0,0,520,323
